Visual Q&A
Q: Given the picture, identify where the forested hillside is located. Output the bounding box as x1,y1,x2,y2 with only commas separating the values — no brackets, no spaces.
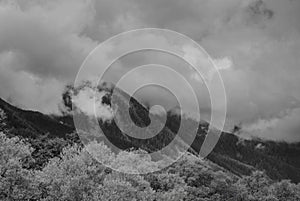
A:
0,87,300,200
1,84,300,184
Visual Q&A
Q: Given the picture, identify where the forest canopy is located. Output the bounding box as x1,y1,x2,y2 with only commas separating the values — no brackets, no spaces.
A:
1,132,299,201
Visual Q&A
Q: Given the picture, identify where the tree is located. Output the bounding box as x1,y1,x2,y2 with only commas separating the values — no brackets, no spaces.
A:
1,131,300,201
36,143,155,201
0,109,7,131
0,133,38,200
270,180,300,200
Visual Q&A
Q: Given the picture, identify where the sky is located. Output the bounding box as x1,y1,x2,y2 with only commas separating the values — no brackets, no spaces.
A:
0,0,300,142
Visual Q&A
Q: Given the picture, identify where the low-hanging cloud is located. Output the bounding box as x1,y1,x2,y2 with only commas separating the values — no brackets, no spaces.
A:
72,86,114,122
0,0,300,141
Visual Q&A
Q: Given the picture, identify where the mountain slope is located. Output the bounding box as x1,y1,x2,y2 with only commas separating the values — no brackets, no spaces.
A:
0,98,74,138
166,112,300,182
1,85,300,183
67,85,300,183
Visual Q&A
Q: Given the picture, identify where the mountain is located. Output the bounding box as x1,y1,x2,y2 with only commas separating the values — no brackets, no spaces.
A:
0,98,74,138
1,85,300,183
165,112,300,182
94,87,300,182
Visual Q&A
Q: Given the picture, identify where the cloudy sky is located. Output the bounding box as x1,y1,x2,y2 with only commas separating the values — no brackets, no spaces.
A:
0,0,300,142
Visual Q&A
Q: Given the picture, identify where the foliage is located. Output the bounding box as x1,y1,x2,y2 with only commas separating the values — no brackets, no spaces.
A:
0,108,7,131
0,133,38,200
0,133,300,201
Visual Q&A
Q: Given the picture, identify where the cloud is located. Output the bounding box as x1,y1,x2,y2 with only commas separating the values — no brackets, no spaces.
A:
242,108,300,142
0,0,97,112
0,0,96,78
0,0,300,141
0,51,65,113
72,86,114,122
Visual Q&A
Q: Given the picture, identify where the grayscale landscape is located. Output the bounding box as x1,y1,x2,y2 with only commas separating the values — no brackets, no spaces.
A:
0,0,300,200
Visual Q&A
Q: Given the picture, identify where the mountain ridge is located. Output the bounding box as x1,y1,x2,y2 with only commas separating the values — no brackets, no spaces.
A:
1,86,300,182
0,97,74,138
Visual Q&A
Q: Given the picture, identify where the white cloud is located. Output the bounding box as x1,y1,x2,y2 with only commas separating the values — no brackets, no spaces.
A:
72,86,114,122
242,108,300,142
214,57,233,71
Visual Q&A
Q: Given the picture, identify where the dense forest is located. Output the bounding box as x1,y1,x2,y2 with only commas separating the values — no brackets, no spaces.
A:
1,86,300,200
1,132,300,201
1,105,300,200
